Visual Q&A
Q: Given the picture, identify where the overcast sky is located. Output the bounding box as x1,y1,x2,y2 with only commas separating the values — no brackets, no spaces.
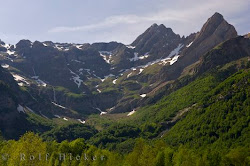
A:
0,0,249,44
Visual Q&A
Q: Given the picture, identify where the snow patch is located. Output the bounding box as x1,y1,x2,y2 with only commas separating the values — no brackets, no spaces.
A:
99,51,112,64
69,69,83,88
127,109,136,116
108,106,115,111
113,79,117,84
78,119,86,124
139,53,149,60
43,43,48,47
55,45,63,50
31,68,47,87
138,68,144,75
18,83,24,86
140,94,147,98
1,64,9,68
159,57,171,65
52,102,66,109
54,115,61,118
127,72,133,78
169,55,180,65
17,104,25,113
93,107,107,115
100,112,107,115
186,41,193,48
168,44,184,58
75,44,83,49
3,43,11,49
6,50,15,55
31,76,47,87
12,74,30,86
126,45,136,49
54,44,70,51
63,117,68,121
129,53,139,61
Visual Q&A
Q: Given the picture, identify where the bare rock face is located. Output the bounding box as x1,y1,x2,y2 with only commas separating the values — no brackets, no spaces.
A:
197,36,250,73
109,24,184,73
181,12,237,65
132,24,182,59
159,12,238,81
91,42,124,52
195,13,237,43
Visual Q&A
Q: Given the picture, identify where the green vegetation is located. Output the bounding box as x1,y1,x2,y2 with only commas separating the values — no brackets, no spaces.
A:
42,124,98,142
55,86,85,98
0,133,249,166
84,59,250,157
1,50,249,165
164,70,250,149
142,63,162,75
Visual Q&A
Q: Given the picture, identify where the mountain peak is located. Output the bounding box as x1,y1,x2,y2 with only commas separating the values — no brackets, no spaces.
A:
205,12,224,26
148,23,171,32
131,23,180,49
193,12,237,45
211,12,224,19
150,23,158,28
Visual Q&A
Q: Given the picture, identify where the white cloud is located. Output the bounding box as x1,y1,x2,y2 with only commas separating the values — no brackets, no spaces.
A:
48,0,249,35
48,14,184,33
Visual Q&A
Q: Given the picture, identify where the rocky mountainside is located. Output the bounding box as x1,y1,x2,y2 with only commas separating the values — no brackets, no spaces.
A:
106,12,239,113
131,24,182,59
0,12,247,139
158,12,238,81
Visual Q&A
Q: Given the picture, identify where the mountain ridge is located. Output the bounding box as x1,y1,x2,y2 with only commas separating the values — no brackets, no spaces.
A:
0,12,247,140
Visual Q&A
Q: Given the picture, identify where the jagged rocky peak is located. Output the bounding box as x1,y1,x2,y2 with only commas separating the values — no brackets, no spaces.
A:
129,23,182,59
0,40,7,52
0,39,5,45
131,23,179,47
158,24,175,34
33,40,45,47
147,23,172,32
147,23,169,32
0,40,16,53
180,12,238,61
158,12,239,82
15,39,32,50
194,12,237,43
210,12,224,22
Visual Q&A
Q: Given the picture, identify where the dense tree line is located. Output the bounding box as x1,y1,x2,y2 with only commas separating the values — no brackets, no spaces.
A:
0,58,249,165
0,132,249,166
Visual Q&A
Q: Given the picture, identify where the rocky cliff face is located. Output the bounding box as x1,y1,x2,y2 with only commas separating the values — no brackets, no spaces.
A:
196,36,250,74
132,24,182,59
0,66,27,139
0,66,19,110
181,12,237,64
158,12,238,81
0,12,242,117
